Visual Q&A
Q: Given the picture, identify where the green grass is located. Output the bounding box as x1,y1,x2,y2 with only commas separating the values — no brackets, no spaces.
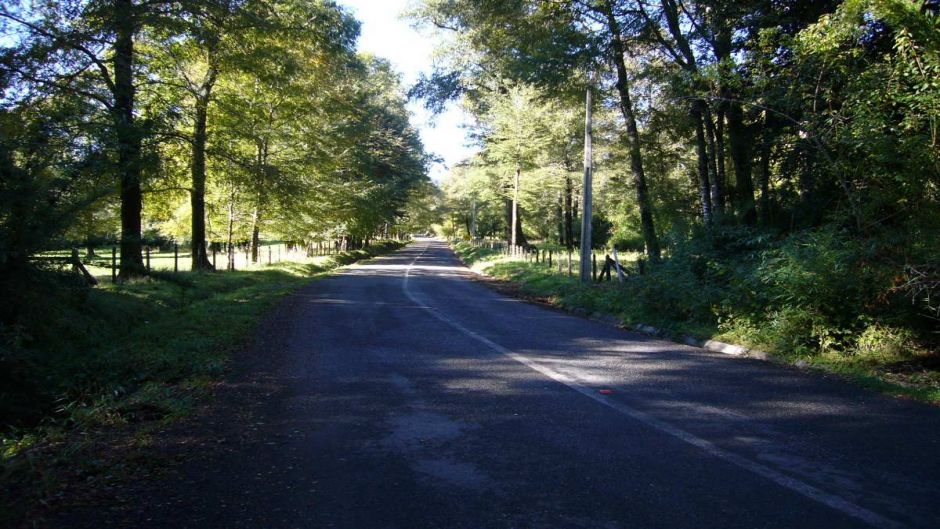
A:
453,241,940,405
1,240,404,525
39,241,326,278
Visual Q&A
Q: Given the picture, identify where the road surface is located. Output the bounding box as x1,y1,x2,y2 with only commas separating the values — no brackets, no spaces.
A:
62,240,940,528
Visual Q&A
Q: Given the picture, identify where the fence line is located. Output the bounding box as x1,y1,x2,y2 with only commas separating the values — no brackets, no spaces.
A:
464,238,646,284
41,239,387,284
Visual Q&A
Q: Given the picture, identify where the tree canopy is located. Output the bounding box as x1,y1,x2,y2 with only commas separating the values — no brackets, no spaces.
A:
413,0,940,351
1,0,431,285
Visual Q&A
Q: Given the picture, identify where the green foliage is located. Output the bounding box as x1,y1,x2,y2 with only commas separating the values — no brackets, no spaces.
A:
452,241,503,266
1,0,428,281
0,241,403,524
459,232,938,401
425,0,939,395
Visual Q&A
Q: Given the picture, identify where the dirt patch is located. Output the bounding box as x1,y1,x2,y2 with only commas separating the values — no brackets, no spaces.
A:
464,272,560,308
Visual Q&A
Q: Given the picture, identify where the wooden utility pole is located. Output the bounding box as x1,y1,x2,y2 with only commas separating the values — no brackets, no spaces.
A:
579,87,594,283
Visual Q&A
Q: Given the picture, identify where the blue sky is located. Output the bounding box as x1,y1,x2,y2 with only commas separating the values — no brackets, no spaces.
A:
337,0,476,182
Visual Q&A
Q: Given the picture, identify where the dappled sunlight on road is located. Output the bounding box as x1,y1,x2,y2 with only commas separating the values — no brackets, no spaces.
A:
111,238,939,529
347,263,468,274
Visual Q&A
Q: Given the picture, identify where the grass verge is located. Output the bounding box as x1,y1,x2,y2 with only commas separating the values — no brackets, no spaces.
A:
0,240,404,527
453,241,940,405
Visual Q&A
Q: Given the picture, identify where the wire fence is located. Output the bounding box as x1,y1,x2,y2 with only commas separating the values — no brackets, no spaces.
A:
33,240,357,284
461,238,646,283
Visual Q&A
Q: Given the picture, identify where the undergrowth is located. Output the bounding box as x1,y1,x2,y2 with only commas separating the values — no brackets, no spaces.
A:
0,240,403,526
454,229,940,404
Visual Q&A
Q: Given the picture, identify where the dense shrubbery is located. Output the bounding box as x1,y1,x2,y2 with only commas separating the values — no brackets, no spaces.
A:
430,0,940,382
458,223,937,397
634,225,934,357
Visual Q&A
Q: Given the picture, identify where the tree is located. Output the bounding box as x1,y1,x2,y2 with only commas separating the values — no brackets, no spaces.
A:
478,84,548,246
2,0,202,277
411,0,662,259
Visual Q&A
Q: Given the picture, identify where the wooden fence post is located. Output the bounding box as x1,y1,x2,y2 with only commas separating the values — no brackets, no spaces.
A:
174,243,178,272
111,247,117,283
212,246,217,269
146,246,150,272
548,250,553,268
71,248,99,286
592,252,597,282
611,247,626,282
268,246,272,265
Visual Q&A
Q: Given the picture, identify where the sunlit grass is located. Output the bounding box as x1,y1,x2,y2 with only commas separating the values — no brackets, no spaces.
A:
453,241,940,405
1,240,404,525
38,242,327,280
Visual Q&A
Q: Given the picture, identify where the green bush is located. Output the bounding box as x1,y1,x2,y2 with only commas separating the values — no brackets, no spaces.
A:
853,324,917,361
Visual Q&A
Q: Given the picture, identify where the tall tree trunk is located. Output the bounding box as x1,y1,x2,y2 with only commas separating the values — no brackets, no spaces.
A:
727,102,756,224
604,3,660,260
579,86,594,283
250,140,267,263
557,191,564,244
190,98,211,269
250,205,260,263
715,106,728,211
514,207,528,248
757,140,772,226
504,197,528,247
564,173,574,249
226,185,236,270
505,198,514,244
190,62,218,270
712,20,756,224
511,167,520,246
692,101,713,224
470,198,477,238
704,103,725,218
797,138,814,212
114,0,144,278
757,111,774,225
572,185,579,227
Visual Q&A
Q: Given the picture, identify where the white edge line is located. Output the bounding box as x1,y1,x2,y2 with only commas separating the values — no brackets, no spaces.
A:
401,242,905,529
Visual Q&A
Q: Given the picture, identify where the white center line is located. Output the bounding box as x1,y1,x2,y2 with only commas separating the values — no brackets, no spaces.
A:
401,241,904,529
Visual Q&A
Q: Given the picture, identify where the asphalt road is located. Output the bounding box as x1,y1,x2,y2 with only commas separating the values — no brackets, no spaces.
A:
65,239,940,528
